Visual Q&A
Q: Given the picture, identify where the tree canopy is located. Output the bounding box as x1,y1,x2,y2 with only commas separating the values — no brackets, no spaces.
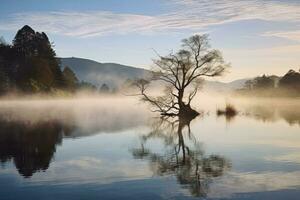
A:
0,25,97,95
134,34,229,117
100,83,110,93
279,69,300,90
63,66,79,91
237,69,300,97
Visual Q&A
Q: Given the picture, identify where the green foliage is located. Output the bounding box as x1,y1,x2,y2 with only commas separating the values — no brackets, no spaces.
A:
253,75,275,89
279,69,300,91
245,74,275,90
77,81,97,92
63,66,79,92
100,83,110,93
0,39,15,93
0,66,9,94
29,79,48,93
0,25,78,95
237,69,300,97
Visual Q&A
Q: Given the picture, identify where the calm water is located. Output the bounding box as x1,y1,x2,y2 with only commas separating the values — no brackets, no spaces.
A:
0,97,299,200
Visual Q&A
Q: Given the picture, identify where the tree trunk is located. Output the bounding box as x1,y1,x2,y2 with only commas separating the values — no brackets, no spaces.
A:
178,89,199,119
179,103,199,119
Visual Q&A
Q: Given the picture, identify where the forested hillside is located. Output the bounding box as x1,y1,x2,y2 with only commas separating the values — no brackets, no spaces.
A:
0,25,95,95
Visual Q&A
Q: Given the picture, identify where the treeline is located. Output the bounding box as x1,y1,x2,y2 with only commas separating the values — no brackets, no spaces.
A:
0,25,99,96
236,69,300,97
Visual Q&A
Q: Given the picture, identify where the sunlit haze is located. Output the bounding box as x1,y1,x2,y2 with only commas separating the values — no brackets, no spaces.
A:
1,1,300,200
1,0,300,81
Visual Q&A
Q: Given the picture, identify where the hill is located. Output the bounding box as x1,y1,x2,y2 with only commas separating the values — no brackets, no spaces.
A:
60,57,149,89
60,57,249,92
203,78,249,92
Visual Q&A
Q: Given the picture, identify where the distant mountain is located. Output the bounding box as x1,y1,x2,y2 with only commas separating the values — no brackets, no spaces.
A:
60,57,149,88
203,78,250,92
60,57,249,92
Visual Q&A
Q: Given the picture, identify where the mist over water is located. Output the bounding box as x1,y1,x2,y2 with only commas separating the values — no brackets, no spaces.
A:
2,93,298,128
0,96,151,135
1,1,300,198
0,93,299,199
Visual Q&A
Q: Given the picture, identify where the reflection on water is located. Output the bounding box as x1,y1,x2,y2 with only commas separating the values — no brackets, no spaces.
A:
0,97,299,199
0,98,150,178
243,103,300,126
0,98,150,135
131,116,231,197
216,98,300,126
0,119,63,177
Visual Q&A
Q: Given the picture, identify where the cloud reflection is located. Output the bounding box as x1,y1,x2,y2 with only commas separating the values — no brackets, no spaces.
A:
0,98,151,177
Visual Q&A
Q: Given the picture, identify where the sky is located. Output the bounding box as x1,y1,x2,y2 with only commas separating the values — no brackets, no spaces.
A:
1,0,300,81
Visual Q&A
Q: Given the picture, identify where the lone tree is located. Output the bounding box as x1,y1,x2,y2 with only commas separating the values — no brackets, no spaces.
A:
133,34,229,118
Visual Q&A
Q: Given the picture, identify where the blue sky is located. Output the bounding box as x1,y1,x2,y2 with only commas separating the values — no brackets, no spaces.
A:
1,0,300,81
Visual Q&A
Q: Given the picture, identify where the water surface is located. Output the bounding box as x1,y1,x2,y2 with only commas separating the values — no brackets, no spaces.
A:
0,97,299,200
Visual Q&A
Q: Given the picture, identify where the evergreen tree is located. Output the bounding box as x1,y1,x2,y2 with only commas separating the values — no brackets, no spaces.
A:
252,75,274,89
1,26,95,95
13,25,37,57
78,81,97,92
63,66,79,91
0,66,9,94
100,83,110,93
279,69,300,91
11,25,66,92
243,80,253,90
0,37,15,93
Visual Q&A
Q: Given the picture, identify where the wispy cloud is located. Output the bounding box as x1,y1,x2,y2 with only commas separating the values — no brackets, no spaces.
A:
1,0,300,37
208,170,300,198
263,30,300,42
171,0,300,22
0,11,158,37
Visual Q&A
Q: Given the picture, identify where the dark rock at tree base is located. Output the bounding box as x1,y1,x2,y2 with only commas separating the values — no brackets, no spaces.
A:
160,104,199,120
178,104,199,119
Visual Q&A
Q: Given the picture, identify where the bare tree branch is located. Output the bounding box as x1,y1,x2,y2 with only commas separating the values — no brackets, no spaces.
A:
132,34,230,117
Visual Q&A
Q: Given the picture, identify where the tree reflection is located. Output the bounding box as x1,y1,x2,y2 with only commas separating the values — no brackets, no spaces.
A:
0,119,71,177
0,101,149,178
244,103,300,126
131,116,231,197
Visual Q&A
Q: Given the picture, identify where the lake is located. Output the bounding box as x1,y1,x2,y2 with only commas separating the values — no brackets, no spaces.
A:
0,96,299,200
